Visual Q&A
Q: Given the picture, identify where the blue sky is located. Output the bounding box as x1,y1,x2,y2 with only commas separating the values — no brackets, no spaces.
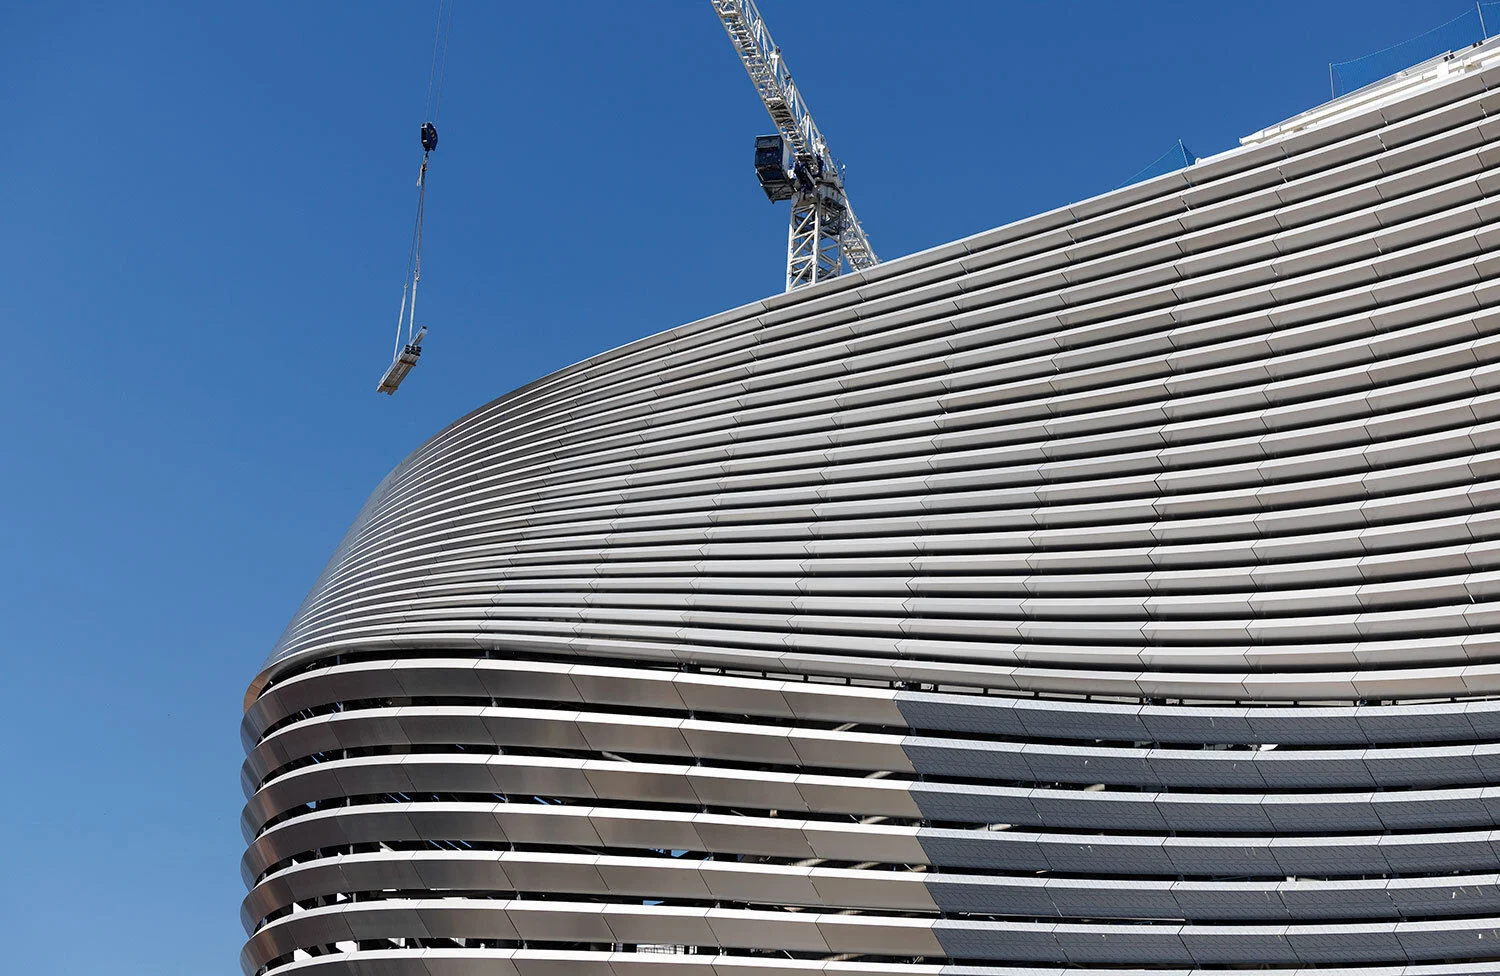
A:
0,1,1465,971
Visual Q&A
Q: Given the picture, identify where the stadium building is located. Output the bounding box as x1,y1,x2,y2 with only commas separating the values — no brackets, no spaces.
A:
242,38,1500,976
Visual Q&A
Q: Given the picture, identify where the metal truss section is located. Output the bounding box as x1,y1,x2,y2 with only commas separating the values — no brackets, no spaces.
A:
786,185,844,289
243,37,1500,976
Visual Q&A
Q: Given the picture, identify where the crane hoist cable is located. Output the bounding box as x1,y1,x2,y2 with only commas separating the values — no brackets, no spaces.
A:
378,0,456,396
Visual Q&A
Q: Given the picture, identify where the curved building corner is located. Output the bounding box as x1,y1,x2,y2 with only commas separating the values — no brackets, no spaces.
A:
241,42,1500,976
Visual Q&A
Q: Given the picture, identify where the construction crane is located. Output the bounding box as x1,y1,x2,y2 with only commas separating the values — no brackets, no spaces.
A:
711,0,879,291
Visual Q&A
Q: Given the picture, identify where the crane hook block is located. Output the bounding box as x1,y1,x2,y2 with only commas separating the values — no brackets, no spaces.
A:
420,122,439,153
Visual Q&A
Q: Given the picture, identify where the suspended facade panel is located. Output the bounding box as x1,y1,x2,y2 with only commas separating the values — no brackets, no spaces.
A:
242,42,1500,976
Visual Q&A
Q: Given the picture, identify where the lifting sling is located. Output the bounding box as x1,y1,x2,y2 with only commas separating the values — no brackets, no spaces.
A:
377,1,454,396
376,125,437,395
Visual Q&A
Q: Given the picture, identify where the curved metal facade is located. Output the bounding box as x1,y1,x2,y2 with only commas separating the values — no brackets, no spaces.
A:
243,47,1500,976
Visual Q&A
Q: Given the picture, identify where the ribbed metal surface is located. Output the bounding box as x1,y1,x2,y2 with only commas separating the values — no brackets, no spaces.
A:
243,45,1500,975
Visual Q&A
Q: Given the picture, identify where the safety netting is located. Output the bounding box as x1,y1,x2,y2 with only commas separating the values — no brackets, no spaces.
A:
1117,139,1196,189
1116,7,1498,194
1330,3,1500,97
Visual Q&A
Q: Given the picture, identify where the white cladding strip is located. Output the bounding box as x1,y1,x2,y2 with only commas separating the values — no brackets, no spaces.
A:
240,753,1500,840
244,658,1500,748
240,800,1500,887
261,954,948,976
258,952,1500,975
241,848,1500,927
242,897,1500,970
241,705,1500,800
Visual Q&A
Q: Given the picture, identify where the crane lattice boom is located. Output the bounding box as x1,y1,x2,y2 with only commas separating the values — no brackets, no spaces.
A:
711,0,878,290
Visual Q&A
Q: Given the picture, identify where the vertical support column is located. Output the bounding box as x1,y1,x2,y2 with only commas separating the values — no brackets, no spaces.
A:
786,194,819,291
786,188,847,291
